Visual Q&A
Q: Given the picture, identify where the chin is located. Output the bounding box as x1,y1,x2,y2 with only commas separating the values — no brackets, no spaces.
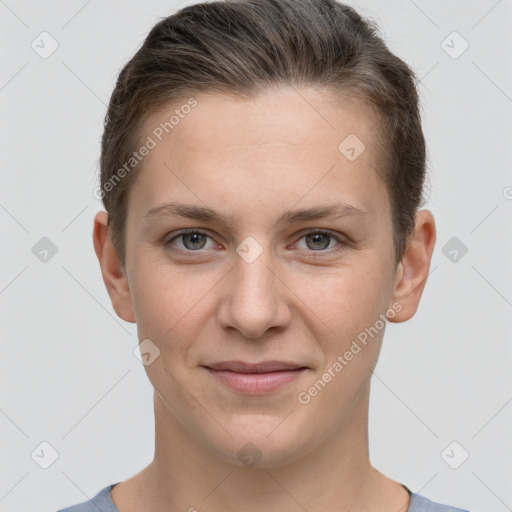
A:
205,415,314,469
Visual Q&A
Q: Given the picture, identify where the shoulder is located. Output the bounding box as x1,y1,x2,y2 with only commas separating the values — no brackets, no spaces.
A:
408,491,470,512
55,483,119,512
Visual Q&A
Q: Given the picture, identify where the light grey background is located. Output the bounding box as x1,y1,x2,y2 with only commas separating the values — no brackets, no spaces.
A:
1,1,511,511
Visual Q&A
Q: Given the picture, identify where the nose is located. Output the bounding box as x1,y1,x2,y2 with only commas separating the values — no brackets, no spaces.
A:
216,242,292,340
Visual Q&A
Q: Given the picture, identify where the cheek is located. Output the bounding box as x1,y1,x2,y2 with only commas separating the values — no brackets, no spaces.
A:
130,259,218,350
293,265,389,423
130,243,393,353
128,259,176,343
295,261,390,337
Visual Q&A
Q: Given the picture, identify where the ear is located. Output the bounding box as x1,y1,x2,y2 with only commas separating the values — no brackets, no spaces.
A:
92,211,136,323
388,209,436,323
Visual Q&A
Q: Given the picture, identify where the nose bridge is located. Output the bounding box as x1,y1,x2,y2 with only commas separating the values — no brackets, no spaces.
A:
219,236,289,338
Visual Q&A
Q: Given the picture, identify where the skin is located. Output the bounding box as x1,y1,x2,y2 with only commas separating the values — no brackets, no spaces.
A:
93,86,436,512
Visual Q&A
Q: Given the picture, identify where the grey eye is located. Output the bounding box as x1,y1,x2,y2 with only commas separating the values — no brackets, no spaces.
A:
181,233,208,250
304,232,332,251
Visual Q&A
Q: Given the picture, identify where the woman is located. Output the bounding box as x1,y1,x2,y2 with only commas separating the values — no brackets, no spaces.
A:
58,0,469,510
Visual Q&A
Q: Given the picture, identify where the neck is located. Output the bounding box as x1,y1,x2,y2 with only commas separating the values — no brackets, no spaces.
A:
113,382,409,512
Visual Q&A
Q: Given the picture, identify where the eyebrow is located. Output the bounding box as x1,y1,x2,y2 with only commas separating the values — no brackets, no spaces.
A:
144,201,368,228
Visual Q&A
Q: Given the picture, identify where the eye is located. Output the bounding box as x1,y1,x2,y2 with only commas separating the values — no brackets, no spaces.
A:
294,229,346,252
164,228,347,254
165,229,216,252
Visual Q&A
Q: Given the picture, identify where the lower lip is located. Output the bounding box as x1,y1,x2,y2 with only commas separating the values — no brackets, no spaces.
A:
205,368,306,394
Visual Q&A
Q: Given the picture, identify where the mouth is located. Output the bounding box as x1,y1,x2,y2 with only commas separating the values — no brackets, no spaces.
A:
203,360,308,394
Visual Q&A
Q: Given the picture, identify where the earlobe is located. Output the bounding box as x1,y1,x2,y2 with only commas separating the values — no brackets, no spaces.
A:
92,211,136,323
388,209,436,323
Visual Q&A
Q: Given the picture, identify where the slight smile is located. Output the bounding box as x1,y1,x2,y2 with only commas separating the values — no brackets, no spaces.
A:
203,360,309,394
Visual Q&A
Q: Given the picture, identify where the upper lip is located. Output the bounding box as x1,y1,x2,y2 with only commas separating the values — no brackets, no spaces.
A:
204,360,307,373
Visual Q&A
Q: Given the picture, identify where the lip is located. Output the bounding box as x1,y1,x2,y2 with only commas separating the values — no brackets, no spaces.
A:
205,360,307,373
203,361,308,394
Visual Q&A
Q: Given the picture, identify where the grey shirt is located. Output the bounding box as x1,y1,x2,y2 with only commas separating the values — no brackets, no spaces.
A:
56,482,470,512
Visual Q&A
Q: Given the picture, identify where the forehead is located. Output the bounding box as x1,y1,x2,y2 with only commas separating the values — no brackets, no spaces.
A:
141,87,377,155
129,87,387,223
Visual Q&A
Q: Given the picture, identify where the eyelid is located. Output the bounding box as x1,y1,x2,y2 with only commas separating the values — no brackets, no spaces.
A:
164,228,348,254
292,228,347,252
164,228,216,250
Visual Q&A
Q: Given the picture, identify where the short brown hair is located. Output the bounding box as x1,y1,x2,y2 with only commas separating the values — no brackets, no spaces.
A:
99,0,428,266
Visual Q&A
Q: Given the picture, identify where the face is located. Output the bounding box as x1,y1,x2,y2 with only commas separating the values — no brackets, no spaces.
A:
113,87,404,466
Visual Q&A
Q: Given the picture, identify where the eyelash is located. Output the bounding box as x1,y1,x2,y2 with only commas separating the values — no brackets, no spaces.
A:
164,228,347,256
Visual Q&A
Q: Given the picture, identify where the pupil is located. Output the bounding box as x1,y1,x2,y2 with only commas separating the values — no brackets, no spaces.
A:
181,233,330,251
185,233,206,249
308,233,329,250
